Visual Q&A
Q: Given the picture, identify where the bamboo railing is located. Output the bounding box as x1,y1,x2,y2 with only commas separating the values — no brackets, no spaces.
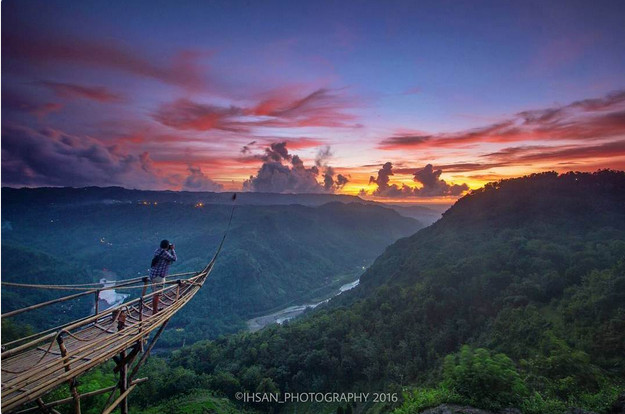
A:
1,194,236,413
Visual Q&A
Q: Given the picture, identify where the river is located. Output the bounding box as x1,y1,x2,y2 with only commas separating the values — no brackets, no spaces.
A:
246,278,360,332
96,273,130,312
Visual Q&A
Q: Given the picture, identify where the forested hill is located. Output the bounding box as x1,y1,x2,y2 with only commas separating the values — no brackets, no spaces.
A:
0,186,363,207
153,171,625,414
358,170,625,290
1,190,422,345
1,186,443,225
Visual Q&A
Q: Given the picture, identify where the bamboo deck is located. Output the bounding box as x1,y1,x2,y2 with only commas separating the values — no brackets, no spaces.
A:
1,271,208,413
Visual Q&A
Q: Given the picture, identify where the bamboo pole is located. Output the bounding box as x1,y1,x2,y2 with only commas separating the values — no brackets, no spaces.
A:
101,384,136,414
56,335,81,414
1,272,196,290
15,378,148,414
2,274,206,410
101,317,173,410
2,278,145,319
2,286,195,410
36,398,53,414
119,349,128,414
94,290,100,315
2,274,201,359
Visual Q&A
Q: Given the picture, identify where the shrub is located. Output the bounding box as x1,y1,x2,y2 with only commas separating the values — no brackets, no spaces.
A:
442,345,528,410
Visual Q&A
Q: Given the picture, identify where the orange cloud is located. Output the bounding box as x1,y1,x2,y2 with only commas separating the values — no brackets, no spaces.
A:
484,140,625,164
379,90,625,150
152,88,357,132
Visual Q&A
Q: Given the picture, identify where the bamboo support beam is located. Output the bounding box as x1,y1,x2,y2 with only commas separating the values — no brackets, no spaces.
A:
101,317,172,410
101,384,136,414
3,282,198,411
119,349,128,414
94,291,100,315
15,378,148,414
56,335,81,414
2,278,147,319
3,293,186,396
5,290,192,410
2,282,192,393
2,275,201,358
2,196,235,413
3,294,182,396
35,398,54,414
3,264,210,411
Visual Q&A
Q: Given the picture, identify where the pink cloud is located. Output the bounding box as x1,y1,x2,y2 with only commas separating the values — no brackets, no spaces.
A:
152,99,246,132
1,123,161,187
38,81,124,103
4,34,207,89
484,140,625,164
2,90,63,119
153,87,358,132
379,89,625,150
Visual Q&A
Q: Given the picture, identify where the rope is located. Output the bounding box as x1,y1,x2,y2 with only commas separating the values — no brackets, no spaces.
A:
62,328,99,343
2,279,202,410
2,274,197,356
1,193,237,410
1,272,196,290
1,274,202,320
1,333,59,374
1,279,143,319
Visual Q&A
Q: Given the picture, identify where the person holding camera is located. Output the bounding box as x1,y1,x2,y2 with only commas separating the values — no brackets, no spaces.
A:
149,239,177,315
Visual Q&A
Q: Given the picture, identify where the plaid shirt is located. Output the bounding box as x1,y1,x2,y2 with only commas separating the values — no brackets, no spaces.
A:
149,248,177,280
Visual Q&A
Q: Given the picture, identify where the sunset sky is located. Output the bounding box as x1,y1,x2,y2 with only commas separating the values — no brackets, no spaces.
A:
3,0,625,203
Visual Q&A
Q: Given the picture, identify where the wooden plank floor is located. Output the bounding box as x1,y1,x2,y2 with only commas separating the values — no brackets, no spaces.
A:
1,281,199,412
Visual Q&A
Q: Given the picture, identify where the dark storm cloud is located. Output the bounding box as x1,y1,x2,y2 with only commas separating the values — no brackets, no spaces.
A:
182,166,224,191
243,142,346,193
263,142,291,162
240,141,257,154
368,162,469,197
1,124,162,188
413,164,469,196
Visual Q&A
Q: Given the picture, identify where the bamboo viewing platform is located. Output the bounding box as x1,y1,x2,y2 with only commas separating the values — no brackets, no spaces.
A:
1,194,237,414
1,263,213,414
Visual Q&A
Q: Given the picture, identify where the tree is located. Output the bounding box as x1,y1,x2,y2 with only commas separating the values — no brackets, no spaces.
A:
442,345,528,410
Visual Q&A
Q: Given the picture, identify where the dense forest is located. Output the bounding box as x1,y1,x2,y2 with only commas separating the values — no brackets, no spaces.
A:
125,171,625,413
1,189,423,345
4,172,625,413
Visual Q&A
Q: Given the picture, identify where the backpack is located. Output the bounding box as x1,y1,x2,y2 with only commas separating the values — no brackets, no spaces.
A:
150,252,161,268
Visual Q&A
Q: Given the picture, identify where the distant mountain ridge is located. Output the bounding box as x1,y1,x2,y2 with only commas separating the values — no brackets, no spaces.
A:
1,186,443,225
1,186,362,206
